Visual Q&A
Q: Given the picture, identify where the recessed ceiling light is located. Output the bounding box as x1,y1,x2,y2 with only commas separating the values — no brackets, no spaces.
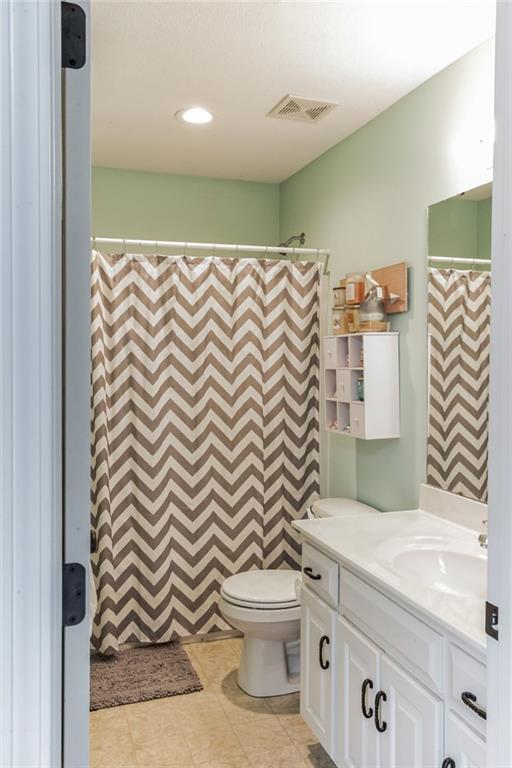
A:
176,107,214,125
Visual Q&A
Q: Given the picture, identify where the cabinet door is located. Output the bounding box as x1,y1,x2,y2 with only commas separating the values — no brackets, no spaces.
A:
300,585,336,754
379,655,443,768
444,711,486,768
336,617,380,768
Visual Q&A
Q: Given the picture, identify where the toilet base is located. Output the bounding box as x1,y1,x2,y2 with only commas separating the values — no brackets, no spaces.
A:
237,635,301,698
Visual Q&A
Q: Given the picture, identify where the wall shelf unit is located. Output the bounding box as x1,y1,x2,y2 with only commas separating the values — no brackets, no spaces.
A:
323,333,400,439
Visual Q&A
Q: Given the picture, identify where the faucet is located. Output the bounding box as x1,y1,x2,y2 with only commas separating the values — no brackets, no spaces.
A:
478,520,488,550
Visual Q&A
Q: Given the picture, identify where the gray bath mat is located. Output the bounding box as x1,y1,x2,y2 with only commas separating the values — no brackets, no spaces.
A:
90,642,203,711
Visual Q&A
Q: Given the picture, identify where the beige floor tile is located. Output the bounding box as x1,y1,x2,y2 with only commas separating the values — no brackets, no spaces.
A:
179,708,232,737
134,734,194,767
90,711,132,753
266,693,300,715
278,714,317,747
90,638,327,768
217,685,273,723
231,718,292,757
90,743,138,768
125,701,182,747
297,743,337,768
247,745,306,768
184,725,247,765
192,759,251,768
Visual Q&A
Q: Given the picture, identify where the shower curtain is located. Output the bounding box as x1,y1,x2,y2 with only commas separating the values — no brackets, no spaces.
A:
91,251,320,655
427,267,491,502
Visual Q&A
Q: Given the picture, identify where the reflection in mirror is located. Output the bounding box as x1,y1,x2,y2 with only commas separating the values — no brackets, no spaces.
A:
427,183,492,502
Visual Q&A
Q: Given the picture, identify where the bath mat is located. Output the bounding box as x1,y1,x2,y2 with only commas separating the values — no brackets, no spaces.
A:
90,642,203,710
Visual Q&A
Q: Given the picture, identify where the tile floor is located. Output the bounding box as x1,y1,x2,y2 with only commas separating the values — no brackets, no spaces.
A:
90,637,336,768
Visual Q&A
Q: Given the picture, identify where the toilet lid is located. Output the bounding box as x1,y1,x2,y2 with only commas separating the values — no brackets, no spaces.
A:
221,569,301,609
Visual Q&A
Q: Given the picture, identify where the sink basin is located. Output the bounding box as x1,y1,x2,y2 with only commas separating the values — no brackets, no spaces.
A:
391,547,487,599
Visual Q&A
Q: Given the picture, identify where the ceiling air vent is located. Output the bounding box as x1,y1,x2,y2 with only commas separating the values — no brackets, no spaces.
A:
268,95,337,124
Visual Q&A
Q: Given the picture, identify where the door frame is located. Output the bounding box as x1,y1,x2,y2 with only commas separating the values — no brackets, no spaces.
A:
62,1,92,766
0,1,63,766
2,2,512,767
486,3,512,765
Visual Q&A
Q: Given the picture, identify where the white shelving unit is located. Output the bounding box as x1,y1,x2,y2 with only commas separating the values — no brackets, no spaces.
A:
324,333,400,439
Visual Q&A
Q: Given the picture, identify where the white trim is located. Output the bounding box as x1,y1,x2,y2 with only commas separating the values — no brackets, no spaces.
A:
0,1,62,766
487,3,512,765
62,2,91,766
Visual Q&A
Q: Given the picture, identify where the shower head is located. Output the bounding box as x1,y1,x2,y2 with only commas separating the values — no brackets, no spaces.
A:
279,232,306,249
279,232,306,256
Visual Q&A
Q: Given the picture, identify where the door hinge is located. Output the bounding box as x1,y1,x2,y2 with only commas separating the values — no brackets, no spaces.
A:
61,2,86,69
63,563,86,627
485,600,499,641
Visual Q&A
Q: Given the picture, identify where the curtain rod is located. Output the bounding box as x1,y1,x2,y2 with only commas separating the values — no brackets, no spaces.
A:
92,236,331,274
429,255,491,266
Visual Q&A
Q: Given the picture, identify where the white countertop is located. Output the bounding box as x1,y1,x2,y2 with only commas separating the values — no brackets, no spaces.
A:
293,509,487,653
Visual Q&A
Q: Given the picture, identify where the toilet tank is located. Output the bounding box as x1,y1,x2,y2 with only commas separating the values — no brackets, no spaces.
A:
307,497,379,519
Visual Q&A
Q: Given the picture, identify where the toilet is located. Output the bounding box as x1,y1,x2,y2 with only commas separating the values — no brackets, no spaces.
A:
219,497,379,697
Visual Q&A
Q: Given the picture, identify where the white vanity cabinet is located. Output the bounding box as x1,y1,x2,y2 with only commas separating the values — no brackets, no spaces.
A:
336,617,443,768
299,543,487,768
336,617,380,768
379,655,443,768
300,584,336,754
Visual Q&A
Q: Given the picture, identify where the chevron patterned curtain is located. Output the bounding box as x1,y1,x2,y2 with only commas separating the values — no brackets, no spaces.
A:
90,251,320,655
427,268,491,502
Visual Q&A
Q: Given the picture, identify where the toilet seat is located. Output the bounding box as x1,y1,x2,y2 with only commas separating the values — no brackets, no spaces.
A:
220,569,300,610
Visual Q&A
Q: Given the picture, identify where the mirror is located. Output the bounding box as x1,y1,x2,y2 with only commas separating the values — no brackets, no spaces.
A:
426,182,492,502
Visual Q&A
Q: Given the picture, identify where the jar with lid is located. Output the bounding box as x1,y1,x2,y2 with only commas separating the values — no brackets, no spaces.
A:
345,273,365,305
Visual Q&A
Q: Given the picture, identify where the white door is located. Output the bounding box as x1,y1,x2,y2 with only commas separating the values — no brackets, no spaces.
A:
379,655,443,768
62,2,92,767
445,712,486,768
300,585,336,753
336,617,380,768
487,4,512,765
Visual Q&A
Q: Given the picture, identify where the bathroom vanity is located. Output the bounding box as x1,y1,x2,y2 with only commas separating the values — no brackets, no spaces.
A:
293,488,487,768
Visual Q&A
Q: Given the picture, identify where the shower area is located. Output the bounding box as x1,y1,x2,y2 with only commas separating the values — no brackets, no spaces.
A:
89,239,324,670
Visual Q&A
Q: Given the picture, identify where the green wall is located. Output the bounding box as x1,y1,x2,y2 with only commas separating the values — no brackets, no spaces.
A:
92,167,280,246
280,40,494,511
428,195,492,264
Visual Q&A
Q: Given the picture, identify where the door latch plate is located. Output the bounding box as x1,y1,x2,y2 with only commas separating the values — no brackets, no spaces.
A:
485,600,499,641
63,563,86,627
61,2,86,69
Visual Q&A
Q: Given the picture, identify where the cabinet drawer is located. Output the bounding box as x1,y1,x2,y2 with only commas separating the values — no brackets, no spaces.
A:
324,338,338,369
336,370,353,403
350,403,365,438
340,567,443,692
302,543,339,608
448,643,486,736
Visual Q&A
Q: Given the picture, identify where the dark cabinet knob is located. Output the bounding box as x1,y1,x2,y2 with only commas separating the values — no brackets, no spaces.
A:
374,691,387,733
319,635,330,670
361,678,374,719
303,566,322,581
441,759,456,768
461,691,486,720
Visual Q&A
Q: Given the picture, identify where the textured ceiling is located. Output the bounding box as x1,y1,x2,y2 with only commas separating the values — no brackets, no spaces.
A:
92,1,495,183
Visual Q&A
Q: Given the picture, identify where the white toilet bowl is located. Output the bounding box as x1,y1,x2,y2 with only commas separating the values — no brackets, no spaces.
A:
220,498,380,698
219,569,301,698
